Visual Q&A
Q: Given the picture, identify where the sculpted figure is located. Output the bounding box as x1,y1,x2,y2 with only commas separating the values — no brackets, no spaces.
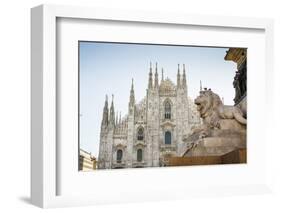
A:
191,89,246,137
233,72,241,103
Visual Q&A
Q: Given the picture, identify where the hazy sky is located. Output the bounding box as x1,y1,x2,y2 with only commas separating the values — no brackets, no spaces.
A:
79,42,237,157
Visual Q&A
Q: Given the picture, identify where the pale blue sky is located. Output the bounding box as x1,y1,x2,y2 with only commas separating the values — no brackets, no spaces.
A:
79,42,237,157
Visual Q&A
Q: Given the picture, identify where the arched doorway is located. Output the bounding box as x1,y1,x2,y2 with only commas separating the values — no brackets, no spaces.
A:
116,149,123,163
137,149,143,162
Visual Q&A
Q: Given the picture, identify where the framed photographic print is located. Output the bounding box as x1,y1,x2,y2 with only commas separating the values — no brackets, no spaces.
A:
31,4,274,208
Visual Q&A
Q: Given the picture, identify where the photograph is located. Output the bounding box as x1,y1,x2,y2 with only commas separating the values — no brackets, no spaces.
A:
78,41,247,171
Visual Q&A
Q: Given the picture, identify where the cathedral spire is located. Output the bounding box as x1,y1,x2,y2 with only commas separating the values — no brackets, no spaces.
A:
200,80,202,91
129,78,135,106
182,64,187,88
148,62,153,89
177,64,181,88
101,94,109,126
109,94,115,126
115,110,118,126
154,62,159,89
119,112,122,124
161,68,164,82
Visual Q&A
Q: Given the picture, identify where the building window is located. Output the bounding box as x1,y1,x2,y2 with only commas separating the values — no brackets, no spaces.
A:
165,131,172,145
117,149,123,163
137,149,142,162
137,127,144,141
164,101,171,119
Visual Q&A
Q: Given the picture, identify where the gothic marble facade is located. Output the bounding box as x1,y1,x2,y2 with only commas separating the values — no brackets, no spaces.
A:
98,63,201,169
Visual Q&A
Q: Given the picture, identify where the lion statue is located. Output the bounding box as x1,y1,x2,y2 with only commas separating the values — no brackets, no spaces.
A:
191,89,246,136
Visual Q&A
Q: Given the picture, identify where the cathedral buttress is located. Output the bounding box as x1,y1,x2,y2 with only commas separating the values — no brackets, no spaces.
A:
177,64,181,89
127,78,135,167
98,95,110,169
148,62,153,89
154,62,159,89
182,64,187,89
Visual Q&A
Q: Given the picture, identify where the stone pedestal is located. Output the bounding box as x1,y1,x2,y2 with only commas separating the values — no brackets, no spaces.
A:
182,129,246,157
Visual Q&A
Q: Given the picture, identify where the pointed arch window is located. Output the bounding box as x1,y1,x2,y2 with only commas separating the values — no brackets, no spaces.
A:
137,127,144,141
164,101,171,119
116,149,123,163
165,131,172,145
137,149,143,162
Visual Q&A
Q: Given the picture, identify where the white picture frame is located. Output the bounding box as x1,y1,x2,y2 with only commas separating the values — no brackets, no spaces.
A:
31,4,274,208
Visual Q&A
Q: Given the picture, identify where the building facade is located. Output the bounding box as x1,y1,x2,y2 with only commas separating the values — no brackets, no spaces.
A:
79,149,97,171
98,63,201,169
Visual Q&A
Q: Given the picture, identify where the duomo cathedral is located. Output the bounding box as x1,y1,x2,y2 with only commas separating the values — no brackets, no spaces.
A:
98,63,201,169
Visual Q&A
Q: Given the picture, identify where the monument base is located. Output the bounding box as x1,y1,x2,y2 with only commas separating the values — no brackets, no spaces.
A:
183,129,246,157
161,129,246,167
163,148,246,166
